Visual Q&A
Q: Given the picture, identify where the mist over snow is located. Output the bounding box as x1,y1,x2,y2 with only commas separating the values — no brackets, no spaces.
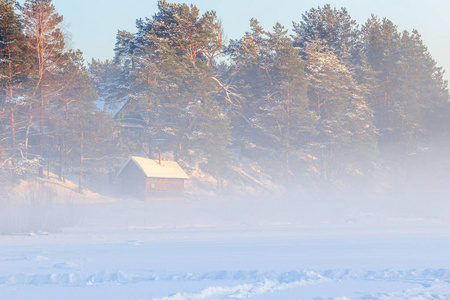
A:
72,188,450,238
2,178,450,299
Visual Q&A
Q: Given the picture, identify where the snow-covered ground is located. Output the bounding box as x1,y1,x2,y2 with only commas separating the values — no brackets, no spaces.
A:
1,191,450,299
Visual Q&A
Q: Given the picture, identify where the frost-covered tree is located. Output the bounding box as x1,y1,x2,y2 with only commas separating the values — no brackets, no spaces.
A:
293,4,360,64
305,39,378,187
397,30,449,139
225,18,267,118
58,51,115,191
187,97,231,190
225,21,317,184
129,1,225,157
93,1,233,183
89,58,130,109
361,16,449,153
360,16,402,148
0,0,30,166
250,23,315,184
20,0,66,176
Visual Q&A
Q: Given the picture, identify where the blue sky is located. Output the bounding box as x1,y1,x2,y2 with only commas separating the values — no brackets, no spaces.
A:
50,0,449,81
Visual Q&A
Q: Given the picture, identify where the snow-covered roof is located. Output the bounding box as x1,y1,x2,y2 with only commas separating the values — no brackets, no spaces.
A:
108,99,128,116
94,99,105,111
120,156,189,180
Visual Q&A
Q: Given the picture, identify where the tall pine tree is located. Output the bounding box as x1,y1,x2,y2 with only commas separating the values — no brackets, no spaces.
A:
20,0,65,176
0,0,30,166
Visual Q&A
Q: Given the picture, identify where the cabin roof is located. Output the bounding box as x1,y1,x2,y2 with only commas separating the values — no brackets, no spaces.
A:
118,156,189,180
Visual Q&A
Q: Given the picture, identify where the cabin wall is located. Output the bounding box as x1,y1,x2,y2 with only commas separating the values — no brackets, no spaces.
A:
119,161,147,198
145,178,185,198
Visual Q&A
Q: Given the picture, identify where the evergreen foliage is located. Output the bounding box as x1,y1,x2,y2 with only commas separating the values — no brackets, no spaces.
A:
95,0,232,187
0,0,30,165
0,1,448,194
292,4,360,63
0,0,115,189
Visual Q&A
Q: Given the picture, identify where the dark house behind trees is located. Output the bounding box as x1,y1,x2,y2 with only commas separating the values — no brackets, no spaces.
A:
112,99,148,130
116,156,189,199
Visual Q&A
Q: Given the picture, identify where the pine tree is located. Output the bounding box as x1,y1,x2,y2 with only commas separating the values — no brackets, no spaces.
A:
0,0,29,102
292,4,360,64
224,18,278,162
224,21,318,185
60,51,115,191
250,23,315,184
398,30,449,139
0,0,30,166
225,18,269,119
361,16,449,156
305,39,378,188
187,96,231,190
129,1,225,158
89,58,129,109
20,0,65,176
93,1,233,183
361,16,401,150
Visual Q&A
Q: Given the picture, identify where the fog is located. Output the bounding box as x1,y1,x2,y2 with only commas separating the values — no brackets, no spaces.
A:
1,163,449,238
2,149,450,299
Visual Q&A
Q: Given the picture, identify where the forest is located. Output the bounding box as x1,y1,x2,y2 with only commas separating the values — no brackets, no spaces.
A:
0,0,449,196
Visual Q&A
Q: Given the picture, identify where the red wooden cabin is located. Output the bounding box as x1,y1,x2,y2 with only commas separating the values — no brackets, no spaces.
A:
117,156,189,199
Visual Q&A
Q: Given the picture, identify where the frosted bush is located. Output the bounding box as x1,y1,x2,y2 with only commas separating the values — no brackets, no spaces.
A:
0,184,82,235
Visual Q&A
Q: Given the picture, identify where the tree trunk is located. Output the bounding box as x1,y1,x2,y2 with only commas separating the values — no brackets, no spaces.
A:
10,107,16,163
78,131,84,193
38,85,44,177
58,99,69,180
24,106,32,160
285,94,291,185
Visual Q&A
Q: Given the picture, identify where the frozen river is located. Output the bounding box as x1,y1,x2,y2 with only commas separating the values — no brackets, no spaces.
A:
1,195,450,299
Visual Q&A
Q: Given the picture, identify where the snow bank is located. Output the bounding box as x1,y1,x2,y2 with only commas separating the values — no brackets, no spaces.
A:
1,267,450,299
